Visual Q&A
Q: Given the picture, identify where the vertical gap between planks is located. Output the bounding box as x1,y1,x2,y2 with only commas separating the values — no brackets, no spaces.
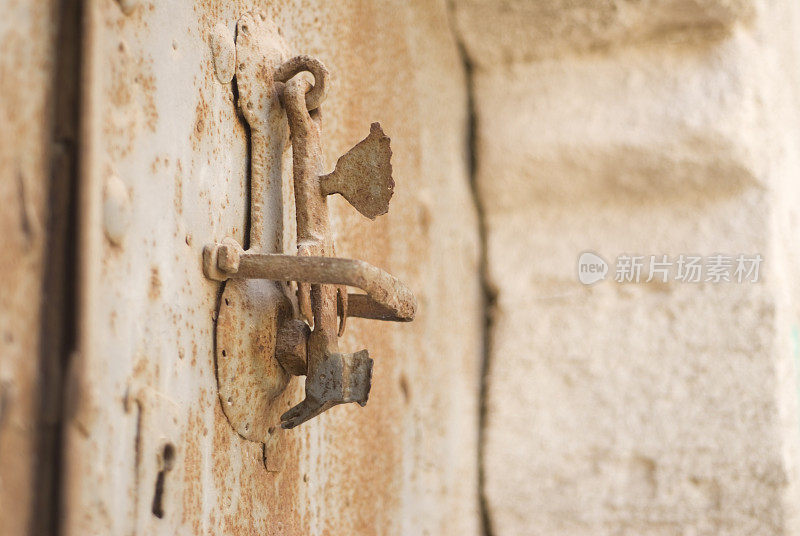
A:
33,0,84,533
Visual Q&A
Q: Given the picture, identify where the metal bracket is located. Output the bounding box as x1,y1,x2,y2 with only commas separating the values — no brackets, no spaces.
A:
205,11,416,436
211,12,291,444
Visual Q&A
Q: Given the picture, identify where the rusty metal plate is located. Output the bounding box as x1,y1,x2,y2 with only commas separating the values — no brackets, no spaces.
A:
216,279,292,441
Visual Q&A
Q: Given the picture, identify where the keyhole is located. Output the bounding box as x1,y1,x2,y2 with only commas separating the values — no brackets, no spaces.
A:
151,443,175,519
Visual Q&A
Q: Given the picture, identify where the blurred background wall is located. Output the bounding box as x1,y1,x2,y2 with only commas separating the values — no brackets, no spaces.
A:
452,0,800,534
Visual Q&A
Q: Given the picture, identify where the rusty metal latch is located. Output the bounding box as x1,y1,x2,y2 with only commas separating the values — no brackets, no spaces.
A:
203,12,416,433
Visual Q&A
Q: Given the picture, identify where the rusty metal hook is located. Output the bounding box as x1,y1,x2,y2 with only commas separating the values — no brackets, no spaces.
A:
274,55,329,111
203,242,417,322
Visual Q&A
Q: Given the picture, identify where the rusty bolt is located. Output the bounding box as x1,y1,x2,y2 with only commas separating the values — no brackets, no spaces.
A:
217,243,241,273
115,0,141,15
275,319,309,376
103,174,131,246
210,23,236,84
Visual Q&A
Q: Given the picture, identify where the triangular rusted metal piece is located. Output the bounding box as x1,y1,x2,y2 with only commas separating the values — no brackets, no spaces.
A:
319,122,394,219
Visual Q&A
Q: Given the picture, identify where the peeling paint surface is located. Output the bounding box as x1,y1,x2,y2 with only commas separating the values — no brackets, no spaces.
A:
64,1,481,534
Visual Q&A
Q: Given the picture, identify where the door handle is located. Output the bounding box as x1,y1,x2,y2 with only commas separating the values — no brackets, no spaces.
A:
204,246,416,324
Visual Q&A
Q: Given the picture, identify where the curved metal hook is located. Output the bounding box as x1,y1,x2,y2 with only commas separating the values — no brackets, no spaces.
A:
274,55,329,111
236,254,416,322
203,240,416,323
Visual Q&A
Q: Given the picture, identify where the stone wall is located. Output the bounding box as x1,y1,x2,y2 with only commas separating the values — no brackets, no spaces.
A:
453,0,800,534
